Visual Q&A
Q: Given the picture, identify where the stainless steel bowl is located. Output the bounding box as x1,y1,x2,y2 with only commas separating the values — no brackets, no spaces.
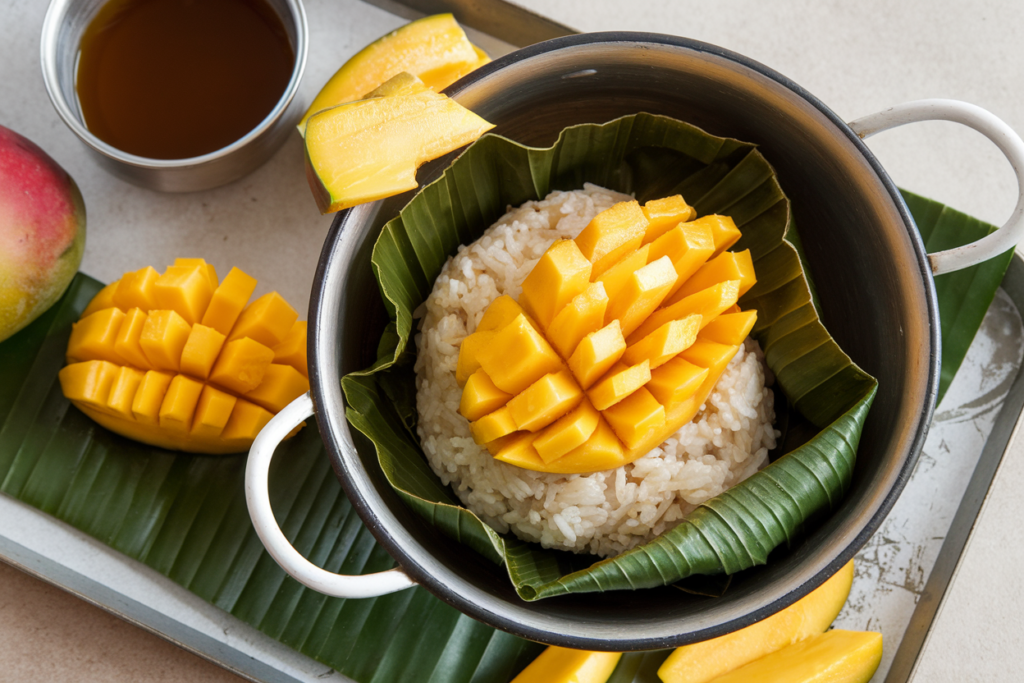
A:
39,0,308,192
246,32,1024,650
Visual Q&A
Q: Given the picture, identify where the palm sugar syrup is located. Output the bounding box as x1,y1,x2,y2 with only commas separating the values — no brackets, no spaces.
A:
76,0,294,160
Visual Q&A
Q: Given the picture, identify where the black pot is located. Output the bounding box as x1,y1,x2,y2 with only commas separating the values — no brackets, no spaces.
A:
246,32,1024,651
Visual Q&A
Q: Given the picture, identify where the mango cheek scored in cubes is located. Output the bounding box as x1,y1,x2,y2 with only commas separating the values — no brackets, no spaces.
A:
59,258,309,454
455,196,758,474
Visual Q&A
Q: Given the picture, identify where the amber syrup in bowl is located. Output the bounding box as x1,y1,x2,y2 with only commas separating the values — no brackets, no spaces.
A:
76,0,295,160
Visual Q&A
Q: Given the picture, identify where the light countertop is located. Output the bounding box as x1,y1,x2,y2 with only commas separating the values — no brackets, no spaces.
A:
2,0,1023,680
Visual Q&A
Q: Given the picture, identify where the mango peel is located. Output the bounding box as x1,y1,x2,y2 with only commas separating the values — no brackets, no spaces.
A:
59,259,308,454
456,198,757,473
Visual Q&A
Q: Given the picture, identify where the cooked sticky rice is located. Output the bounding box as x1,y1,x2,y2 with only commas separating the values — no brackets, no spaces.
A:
413,184,778,558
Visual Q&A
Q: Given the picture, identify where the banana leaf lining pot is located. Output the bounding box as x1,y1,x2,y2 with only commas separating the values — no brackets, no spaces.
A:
248,33,1024,650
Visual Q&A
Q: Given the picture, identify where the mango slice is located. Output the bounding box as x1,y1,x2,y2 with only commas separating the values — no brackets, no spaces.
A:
304,76,495,214
298,14,489,134
457,199,759,473
59,259,308,454
511,646,621,683
658,560,855,683
702,630,882,683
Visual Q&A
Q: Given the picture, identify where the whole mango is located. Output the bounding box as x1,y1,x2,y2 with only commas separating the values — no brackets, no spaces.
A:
0,125,86,342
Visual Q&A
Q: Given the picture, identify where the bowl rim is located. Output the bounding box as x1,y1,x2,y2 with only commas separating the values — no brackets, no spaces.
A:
38,0,309,170
307,30,940,650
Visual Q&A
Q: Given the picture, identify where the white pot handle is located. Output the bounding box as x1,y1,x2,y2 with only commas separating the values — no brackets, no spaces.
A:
848,99,1024,276
245,392,417,598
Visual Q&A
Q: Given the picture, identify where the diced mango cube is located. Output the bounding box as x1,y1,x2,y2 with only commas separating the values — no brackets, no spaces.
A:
208,337,276,394
670,249,756,303
622,314,701,369
131,370,174,424
273,321,308,378
477,314,563,395
647,357,708,405
139,309,192,372
642,195,695,244
588,360,651,411
81,281,119,318
596,244,650,302
179,324,227,380
538,419,627,473
546,282,608,359
58,360,120,411
153,265,215,325
173,258,219,290
627,280,740,345
228,292,299,348
66,307,126,364
506,369,583,432
476,295,525,332
106,366,145,419
510,646,622,683
244,364,310,413
700,310,758,346
114,308,151,369
519,239,592,329
190,385,237,439
201,266,258,336
113,266,160,312
533,398,600,463
456,330,495,387
648,221,716,297
492,431,543,468
220,399,274,443
158,374,204,432
605,256,677,337
681,339,741,374
690,214,743,257
470,406,517,443
459,369,513,422
575,200,649,277
568,321,626,390
603,387,665,449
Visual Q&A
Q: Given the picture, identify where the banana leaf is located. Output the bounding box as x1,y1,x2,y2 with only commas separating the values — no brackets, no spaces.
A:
342,113,880,601
0,193,1008,682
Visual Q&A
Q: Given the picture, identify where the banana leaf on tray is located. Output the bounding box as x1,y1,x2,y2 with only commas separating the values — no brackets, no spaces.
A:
0,116,1012,681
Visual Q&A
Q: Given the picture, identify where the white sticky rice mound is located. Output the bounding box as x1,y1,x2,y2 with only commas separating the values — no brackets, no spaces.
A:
413,184,778,558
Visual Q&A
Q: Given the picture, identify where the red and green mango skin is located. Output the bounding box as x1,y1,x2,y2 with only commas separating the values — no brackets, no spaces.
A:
0,124,86,342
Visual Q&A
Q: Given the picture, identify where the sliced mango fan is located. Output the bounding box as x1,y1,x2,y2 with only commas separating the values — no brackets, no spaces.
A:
342,113,879,601
59,258,309,454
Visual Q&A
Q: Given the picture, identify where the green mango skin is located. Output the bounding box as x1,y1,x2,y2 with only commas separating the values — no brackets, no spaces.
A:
0,125,86,343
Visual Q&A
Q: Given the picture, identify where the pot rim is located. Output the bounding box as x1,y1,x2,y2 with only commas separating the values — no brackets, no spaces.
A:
307,31,940,650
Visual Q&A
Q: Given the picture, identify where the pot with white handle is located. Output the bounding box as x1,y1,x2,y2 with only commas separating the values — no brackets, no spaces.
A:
246,33,1024,650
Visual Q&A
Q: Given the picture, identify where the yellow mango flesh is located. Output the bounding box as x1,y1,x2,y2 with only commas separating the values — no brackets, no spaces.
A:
588,360,651,411
459,369,512,422
304,80,495,214
59,260,308,454
668,249,756,304
702,630,882,683
574,200,649,277
533,399,600,463
658,561,855,683
298,14,488,133
547,282,608,359
458,199,758,473
568,321,626,390
477,314,563,395
506,369,583,432
692,214,743,257
648,222,716,298
511,646,621,683
642,194,695,243
519,239,592,330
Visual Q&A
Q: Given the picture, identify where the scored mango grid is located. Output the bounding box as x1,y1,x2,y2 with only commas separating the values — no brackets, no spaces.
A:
58,259,309,454
454,197,759,474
